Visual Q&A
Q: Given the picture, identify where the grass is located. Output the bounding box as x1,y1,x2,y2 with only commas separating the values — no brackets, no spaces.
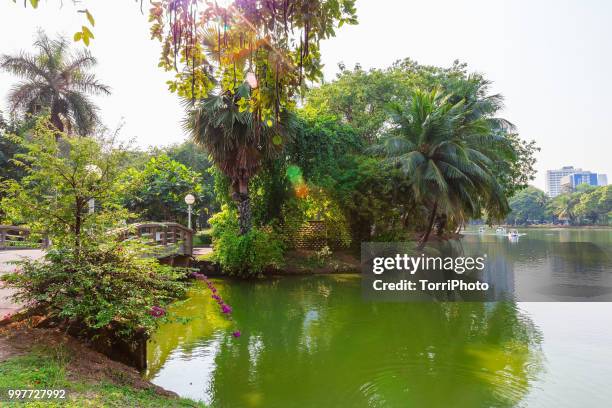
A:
0,347,205,407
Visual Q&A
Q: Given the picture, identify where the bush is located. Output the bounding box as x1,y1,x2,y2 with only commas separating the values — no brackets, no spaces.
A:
0,121,189,341
193,229,213,246
2,239,187,338
209,206,284,277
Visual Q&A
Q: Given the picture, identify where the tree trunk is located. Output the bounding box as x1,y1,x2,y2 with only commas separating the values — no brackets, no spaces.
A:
232,175,252,235
74,197,83,251
236,193,252,235
435,214,447,237
417,201,438,250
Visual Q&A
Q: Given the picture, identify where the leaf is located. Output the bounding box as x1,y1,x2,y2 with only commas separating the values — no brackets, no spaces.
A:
266,119,273,127
73,32,83,42
85,10,96,27
82,26,94,39
29,0,39,8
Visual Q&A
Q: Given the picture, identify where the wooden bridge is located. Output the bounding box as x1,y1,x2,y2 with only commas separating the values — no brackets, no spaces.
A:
0,225,36,250
116,222,194,259
1,222,194,259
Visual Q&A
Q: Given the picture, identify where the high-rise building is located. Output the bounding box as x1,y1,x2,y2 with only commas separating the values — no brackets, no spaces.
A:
546,166,581,197
560,172,599,192
547,166,608,197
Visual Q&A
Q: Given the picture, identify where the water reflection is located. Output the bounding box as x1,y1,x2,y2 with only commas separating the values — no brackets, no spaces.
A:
147,276,543,407
462,230,612,300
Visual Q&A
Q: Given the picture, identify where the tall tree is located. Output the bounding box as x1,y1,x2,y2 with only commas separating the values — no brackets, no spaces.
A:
121,154,203,225
506,186,549,225
0,118,128,251
1,31,110,135
375,89,510,248
177,1,357,234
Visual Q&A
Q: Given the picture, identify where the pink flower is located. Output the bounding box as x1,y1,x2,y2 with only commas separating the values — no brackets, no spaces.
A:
232,330,241,338
149,306,166,318
221,304,232,314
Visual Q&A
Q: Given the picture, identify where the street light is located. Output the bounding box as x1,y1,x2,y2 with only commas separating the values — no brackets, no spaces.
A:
85,164,102,214
184,194,196,230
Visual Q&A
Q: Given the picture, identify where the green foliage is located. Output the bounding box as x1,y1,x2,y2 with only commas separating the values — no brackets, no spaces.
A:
297,60,538,244
121,154,202,225
2,239,187,337
305,60,487,141
374,88,512,245
0,118,128,248
573,185,611,225
304,62,410,141
506,185,611,226
209,206,284,277
506,186,549,225
289,114,363,185
491,133,539,198
0,120,189,339
0,113,30,220
249,159,293,226
193,229,213,246
184,86,297,234
281,190,352,249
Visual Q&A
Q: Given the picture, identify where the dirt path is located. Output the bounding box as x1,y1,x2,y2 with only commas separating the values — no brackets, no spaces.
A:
0,249,44,317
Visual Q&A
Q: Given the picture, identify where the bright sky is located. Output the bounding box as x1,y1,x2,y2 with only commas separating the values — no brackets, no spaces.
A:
1,0,611,189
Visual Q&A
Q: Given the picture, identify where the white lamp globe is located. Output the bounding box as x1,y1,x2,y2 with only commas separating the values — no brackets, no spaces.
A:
184,194,196,205
246,72,258,88
85,164,102,180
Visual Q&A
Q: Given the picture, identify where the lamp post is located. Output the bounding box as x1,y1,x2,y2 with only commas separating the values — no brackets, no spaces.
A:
184,194,196,230
85,164,102,214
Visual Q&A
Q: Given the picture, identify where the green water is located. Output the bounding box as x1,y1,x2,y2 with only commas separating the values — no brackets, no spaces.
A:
146,229,612,407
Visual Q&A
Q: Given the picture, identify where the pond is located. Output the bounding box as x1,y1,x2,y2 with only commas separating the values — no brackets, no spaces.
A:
145,229,612,407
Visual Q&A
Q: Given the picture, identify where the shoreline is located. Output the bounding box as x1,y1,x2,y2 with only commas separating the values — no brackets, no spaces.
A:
0,320,204,407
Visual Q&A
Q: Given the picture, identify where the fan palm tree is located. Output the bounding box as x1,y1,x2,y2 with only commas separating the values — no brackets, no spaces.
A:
184,84,294,234
1,31,110,135
375,89,509,248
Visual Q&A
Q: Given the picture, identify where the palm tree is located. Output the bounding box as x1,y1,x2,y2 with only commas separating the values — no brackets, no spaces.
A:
184,84,294,234
1,31,110,135
550,194,577,224
375,89,509,248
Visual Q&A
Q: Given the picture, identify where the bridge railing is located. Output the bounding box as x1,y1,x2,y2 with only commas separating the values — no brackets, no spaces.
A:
0,225,33,250
116,222,194,257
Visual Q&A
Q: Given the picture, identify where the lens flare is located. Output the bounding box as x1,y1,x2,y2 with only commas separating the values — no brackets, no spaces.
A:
286,165,303,185
295,183,309,199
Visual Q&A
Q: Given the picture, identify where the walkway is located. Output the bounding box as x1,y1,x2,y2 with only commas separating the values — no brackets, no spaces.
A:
0,249,44,317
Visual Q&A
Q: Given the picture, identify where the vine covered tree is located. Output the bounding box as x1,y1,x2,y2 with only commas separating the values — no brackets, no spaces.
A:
0,31,110,135
163,0,357,234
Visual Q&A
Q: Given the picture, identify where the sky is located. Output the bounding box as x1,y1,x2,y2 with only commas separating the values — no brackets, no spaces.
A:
1,0,611,189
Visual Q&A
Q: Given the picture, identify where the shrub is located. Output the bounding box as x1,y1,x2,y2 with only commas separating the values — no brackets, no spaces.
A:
193,229,213,246
0,120,189,340
209,206,284,277
2,239,187,338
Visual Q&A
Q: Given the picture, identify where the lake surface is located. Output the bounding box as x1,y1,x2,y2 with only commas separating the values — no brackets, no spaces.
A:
146,229,612,407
